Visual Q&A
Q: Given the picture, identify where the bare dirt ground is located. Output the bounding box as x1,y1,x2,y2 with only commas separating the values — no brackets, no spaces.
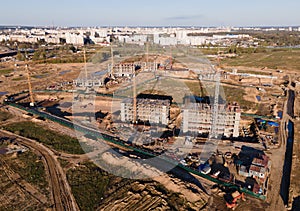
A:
0,62,83,97
243,87,260,103
290,119,300,210
153,174,209,204
1,57,299,210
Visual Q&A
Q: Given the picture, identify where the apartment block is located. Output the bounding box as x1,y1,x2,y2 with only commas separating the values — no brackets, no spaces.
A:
182,100,241,137
120,94,171,125
108,63,135,78
108,62,157,77
73,78,103,87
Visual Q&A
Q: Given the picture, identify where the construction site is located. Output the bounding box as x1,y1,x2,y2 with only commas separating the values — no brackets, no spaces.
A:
0,41,299,211
182,99,241,137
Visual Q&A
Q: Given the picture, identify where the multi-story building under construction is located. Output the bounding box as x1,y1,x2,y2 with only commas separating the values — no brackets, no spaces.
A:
120,94,171,125
73,78,104,87
108,62,158,78
182,99,241,137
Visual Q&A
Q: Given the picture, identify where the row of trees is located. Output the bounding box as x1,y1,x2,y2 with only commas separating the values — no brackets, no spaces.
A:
14,44,82,62
16,49,47,61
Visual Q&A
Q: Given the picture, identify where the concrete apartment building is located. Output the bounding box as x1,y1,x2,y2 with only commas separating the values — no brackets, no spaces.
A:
108,62,158,78
108,63,135,78
120,94,171,125
73,78,103,87
0,26,259,47
73,68,106,88
118,34,148,45
182,100,241,137
65,32,85,45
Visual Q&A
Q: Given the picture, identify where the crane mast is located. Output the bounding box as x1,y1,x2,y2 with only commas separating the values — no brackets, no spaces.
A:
110,44,114,77
209,71,221,139
83,48,88,79
133,73,137,124
25,64,35,107
209,52,222,139
199,54,222,163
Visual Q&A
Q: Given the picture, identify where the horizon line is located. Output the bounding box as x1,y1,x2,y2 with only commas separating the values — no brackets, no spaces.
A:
0,24,300,29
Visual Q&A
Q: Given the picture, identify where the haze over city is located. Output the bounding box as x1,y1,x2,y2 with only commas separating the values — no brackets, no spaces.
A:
1,0,300,27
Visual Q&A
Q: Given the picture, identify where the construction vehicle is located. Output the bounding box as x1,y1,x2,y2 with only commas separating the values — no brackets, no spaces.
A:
225,191,246,210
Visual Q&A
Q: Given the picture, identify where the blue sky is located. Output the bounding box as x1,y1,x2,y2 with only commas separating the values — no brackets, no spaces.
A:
1,0,299,26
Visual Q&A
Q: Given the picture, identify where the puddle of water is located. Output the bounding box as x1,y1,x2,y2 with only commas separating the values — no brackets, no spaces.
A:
93,70,108,76
0,148,8,155
59,70,71,75
33,73,49,79
0,91,8,96
60,102,72,108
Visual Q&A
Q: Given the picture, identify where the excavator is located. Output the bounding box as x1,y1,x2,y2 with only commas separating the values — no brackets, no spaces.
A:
225,191,246,210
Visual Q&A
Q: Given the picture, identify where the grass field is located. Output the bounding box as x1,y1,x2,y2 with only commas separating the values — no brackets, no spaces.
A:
12,76,26,81
236,69,271,75
67,162,113,210
0,68,14,75
0,110,12,121
3,121,85,154
223,49,300,70
223,86,254,109
183,81,254,109
6,150,49,195
57,157,71,169
67,161,199,210
184,80,207,96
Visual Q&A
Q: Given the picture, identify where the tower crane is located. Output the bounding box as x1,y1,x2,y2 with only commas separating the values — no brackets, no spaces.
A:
83,48,88,79
110,44,115,78
133,73,137,124
199,51,223,163
25,64,35,107
146,41,149,67
209,51,222,139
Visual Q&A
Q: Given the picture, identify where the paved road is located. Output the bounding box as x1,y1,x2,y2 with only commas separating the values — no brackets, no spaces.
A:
0,129,79,211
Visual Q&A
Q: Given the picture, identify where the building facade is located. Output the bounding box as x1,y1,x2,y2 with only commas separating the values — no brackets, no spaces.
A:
73,78,103,87
108,62,158,78
108,63,135,78
120,95,171,125
182,102,241,137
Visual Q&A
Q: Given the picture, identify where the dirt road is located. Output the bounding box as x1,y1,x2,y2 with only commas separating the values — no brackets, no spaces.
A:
266,80,293,211
0,129,79,211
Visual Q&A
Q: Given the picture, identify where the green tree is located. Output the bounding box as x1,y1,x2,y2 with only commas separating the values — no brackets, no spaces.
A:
41,50,46,63
32,51,41,61
16,52,25,61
